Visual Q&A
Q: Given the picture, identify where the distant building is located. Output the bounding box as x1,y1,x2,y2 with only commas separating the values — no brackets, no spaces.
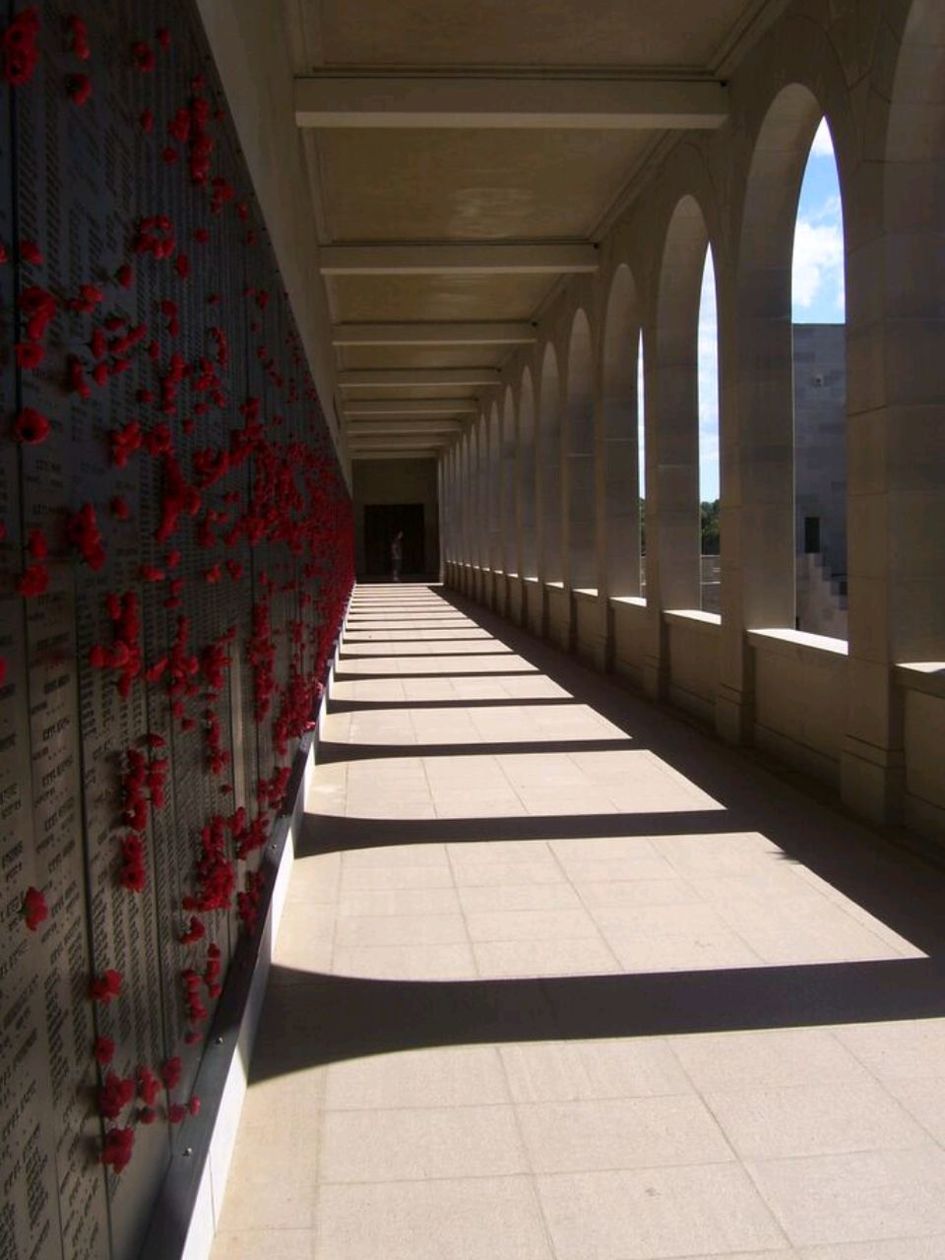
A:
793,324,847,637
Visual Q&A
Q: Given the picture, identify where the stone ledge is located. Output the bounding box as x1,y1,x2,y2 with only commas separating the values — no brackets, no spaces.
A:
664,608,722,632
748,626,849,660
609,595,647,610
896,661,945,700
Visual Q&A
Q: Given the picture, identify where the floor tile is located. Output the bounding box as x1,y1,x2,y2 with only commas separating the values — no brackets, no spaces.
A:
537,1164,787,1259
314,1178,553,1260
746,1146,945,1247
324,1046,508,1111
703,1080,929,1159
500,1038,692,1103
320,1105,527,1182
517,1094,734,1172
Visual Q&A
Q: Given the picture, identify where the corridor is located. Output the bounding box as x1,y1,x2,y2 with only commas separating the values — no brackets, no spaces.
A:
214,585,945,1259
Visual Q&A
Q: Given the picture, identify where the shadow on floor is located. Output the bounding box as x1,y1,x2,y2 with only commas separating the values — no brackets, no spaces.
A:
250,956,945,1077
255,584,945,1082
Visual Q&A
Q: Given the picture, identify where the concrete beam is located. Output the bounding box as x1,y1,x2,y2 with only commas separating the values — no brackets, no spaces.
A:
345,420,463,435
319,243,598,276
295,75,728,131
351,451,440,462
339,368,501,389
332,322,537,347
343,399,479,417
348,437,450,451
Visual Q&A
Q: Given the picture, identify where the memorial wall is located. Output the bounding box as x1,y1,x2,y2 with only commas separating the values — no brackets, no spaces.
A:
0,2,353,1256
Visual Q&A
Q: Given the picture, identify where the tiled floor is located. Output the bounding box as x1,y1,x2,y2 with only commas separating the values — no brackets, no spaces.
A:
213,585,945,1259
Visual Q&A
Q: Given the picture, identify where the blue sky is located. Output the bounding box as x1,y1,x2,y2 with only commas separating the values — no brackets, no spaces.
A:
693,116,844,501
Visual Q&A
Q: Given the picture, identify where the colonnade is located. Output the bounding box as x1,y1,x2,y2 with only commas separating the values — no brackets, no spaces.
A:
440,0,945,841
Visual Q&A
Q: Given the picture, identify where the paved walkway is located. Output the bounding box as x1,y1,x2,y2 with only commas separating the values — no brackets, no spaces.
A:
213,584,945,1260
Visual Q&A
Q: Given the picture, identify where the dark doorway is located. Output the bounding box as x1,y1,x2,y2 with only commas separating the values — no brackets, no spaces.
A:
804,515,821,554
363,504,425,579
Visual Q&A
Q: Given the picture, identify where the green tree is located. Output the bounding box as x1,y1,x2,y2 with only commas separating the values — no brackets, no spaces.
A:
701,499,720,555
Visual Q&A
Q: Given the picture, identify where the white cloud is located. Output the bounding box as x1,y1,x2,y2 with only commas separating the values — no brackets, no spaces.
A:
792,218,844,314
810,117,835,158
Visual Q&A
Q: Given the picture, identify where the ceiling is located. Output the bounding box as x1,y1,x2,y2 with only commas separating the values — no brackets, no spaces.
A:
283,0,785,462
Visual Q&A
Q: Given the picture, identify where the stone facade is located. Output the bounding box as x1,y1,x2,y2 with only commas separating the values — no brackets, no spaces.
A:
439,0,945,841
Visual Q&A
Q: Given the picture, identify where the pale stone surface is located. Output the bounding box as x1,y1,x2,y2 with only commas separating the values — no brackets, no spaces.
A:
214,588,945,1259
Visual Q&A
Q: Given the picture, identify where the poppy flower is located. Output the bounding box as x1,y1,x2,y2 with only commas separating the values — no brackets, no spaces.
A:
22,885,48,930
161,1056,182,1090
66,15,90,61
67,73,92,106
93,1036,115,1066
89,968,123,1003
98,1072,135,1120
12,407,50,444
101,1126,134,1173
15,563,49,598
19,240,43,264
116,263,133,288
131,40,155,72
27,527,47,559
20,285,57,339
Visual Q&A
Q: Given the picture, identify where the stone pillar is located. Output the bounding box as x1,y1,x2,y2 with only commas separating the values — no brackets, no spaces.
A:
841,53,945,823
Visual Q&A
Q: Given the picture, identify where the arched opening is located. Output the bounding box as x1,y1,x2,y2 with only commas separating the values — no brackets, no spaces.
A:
538,344,563,583
698,246,720,612
475,413,489,569
638,330,647,597
566,310,596,589
519,368,537,580
655,195,709,610
601,266,642,597
501,387,517,575
488,402,501,572
874,0,945,662
792,116,847,637
737,83,824,630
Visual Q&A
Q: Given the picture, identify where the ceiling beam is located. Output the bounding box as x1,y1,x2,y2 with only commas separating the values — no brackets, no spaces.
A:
332,322,537,347
319,243,598,276
351,451,440,462
345,420,464,435
295,75,728,131
339,368,501,389
348,437,450,450
343,399,479,417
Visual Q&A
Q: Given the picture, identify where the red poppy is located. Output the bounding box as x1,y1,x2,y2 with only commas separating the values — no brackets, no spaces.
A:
15,563,49,598
19,240,42,265
22,885,48,930
67,74,92,106
101,1126,134,1173
66,15,90,61
89,969,123,1003
93,1035,115,1067
99,1072,135,1120
131,40,155,72
13,407,50,444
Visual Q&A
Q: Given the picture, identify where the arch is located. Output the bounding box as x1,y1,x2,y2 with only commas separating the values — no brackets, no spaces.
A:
601,264,642,596
501,385,516,574
871,0,945,660
565,308,596,589
736,82,825,630
518,367,537,580
653,194,711,610
487,402,501,571
475,412,489,569
538,342,563,583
